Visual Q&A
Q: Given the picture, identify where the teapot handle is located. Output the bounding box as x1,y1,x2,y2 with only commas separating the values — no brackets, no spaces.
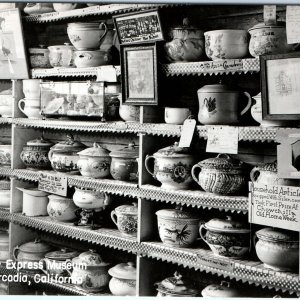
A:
240,92,252,116
111,210,118,227
191,163,201,185
99,22,107,43
13,246,20,261
145,155,156,178
199,224,209,246
250,167,260,183
48,149,54,162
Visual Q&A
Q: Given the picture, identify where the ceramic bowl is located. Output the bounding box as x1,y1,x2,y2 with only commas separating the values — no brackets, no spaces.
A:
164,107,192,125
0,145,11,167
53,3,78,12
74,50,112,68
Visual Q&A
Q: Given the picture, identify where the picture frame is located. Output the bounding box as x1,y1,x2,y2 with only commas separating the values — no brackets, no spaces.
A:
261,52,300,120
113,9,164,45
121,43,159,106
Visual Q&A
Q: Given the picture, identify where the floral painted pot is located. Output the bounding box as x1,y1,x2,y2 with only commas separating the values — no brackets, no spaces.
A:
77,143,111,179
201,281,242,297
0,145,11,167
200,216,250,258
156,207,201,248
109,143,139,182
255,228,299,272
111,203,138,236
48,43,75,68
145,142,196,190
0,230,9,261
20,136,53,170
192,154,248,195
29,46,51,68
108,262,136,296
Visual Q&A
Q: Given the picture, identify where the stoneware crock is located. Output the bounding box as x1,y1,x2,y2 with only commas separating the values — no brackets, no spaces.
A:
48,43,75,68
164,107,192,125
145,142,196,190
20,136,53,170
164,18,205,62
155,272,199,297
0,145,12,167
70,249,110,292
108,262,136,296
111,203,138,236
197,82,252,125
0,179,10,208
204,29,248,60
255,227,299,272
48,134,86,174
29,46,51,69
77,143,111,179
192,154,248,195
156,207,201,248
200,216,251,258
74,50,112,68
109,142,139,182
47,194,78,222
0,230,9,261
201,281,242,297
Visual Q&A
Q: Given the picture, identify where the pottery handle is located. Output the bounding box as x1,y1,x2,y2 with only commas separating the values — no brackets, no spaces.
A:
18,99,26,114
13,246,20,261
250,167,260,183
99,22,107,43
39,258,48,275
191,164,201,184
48,149,54,162
199,224,209,246
145,155,155,178
111,210,118,227
240,92,252,116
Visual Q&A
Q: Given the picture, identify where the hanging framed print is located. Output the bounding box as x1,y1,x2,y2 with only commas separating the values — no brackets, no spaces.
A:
0,8,29,79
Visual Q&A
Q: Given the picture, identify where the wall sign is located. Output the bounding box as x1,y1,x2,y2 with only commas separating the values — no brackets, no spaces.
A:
286,6,300,44
196,253,234,272
38,172,68,197
249,182,300,231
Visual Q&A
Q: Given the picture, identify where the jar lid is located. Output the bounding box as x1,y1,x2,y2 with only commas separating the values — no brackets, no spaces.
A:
198,154,246,171
156,206,199,220
109,142,139,158
197,82,238,94
153,142,192,158
115,203,138,215
201,281,241,297
67,22,103,29
18,239,53,254
45,248,79,260
0,179,10,190
172,18,202,31
249,22,285,31
256,227,299,243
204,216,250,233
108,262,136,280
26,136,53,147
72,249,108,266
255,161,277,172
77,142,110,157
50,134,86,153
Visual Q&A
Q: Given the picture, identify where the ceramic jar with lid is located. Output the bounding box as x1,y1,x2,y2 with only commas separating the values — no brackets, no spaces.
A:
111,203,138,236
77,143,111,179
197,82,252,125
201,281,242,297
40,248,79,275
164,18,205,62
108,262,136,296
0,179,10,208
155,272,199,297
156,207,201,248
29,45,51,68
192,154,248,195
109,142,139,182
248,22,294,57
200,216,251,258
145,142,196,190
0,230,9,261
255,227,299,272
20,136,53,170
70,249,110,291
48,43,75,68
48,134,86,174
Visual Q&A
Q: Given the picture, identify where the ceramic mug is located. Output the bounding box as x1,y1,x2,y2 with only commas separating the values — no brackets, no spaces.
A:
164,107,192,125
22,79,41,99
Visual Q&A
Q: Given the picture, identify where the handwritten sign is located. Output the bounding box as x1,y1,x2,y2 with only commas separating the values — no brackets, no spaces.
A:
263,5,276,25
206,126,239,154
38,172,68,197
197,253,234,272
249,182,300,231
286,6,300,44
179,119,196,148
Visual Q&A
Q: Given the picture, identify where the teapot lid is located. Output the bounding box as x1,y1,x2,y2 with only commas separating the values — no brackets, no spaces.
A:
249,22,285,31
72,249,108,266
204,216,250,233
77,142,110,157
197,81,238,93
256,227,299,243
156,206,199,220
45,248,79,260
26,136,53,147
109,142,139,158
108,262,136,280
50,134,86,153
18,239,53,253
201,281,241,297
115,203,138,215
198,154,246,171
153,142,193,158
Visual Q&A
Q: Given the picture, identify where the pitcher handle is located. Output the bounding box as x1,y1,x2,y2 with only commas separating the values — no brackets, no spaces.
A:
99,22,107,43
240,92,252,116
111,210,118,226
145,155,155,177
191,164,201,184
18,99,26,114
48,149,54,162
250,167,260,183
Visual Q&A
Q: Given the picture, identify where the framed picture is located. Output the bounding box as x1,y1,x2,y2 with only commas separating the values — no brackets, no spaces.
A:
113,9,164,45
0,8,29,79
121,43,159,106
261,52,300,120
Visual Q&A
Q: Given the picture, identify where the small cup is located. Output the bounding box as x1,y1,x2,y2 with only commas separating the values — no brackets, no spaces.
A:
164,107,192,125
22,79,41,99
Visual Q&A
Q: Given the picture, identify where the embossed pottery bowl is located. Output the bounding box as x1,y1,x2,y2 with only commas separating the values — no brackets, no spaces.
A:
108,262,136,296
204,30,249,60
255,228,299,272
0,179,10,208
200,216,250,258
192,154,248,195
201,281,242,297
111,203,138,236
48,43,75,68
0,145,11,167
20,136,53,170
156,207,201,248
145,142,196,190
29,46,51,69
74,50,112,68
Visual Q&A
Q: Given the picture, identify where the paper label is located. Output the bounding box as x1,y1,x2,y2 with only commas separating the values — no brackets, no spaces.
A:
286,6,300,44
38,172,68,197
96,66,117,82
206,126,238,154
263,5,277,25
196,253,234,272
249,182,300,231
178,119,196,148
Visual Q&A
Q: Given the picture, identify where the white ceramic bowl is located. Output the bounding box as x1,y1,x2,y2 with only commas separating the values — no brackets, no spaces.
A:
53,3,77,12
164,107,192,125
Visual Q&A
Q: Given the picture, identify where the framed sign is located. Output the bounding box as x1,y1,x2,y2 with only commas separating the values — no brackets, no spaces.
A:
113,9,164,45
121,43,159,105
261,52,300,120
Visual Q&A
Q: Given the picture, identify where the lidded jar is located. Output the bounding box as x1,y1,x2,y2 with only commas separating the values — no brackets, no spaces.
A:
109,142,139,182
145,142,196,190
192,154,248,195
77,143,111,179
